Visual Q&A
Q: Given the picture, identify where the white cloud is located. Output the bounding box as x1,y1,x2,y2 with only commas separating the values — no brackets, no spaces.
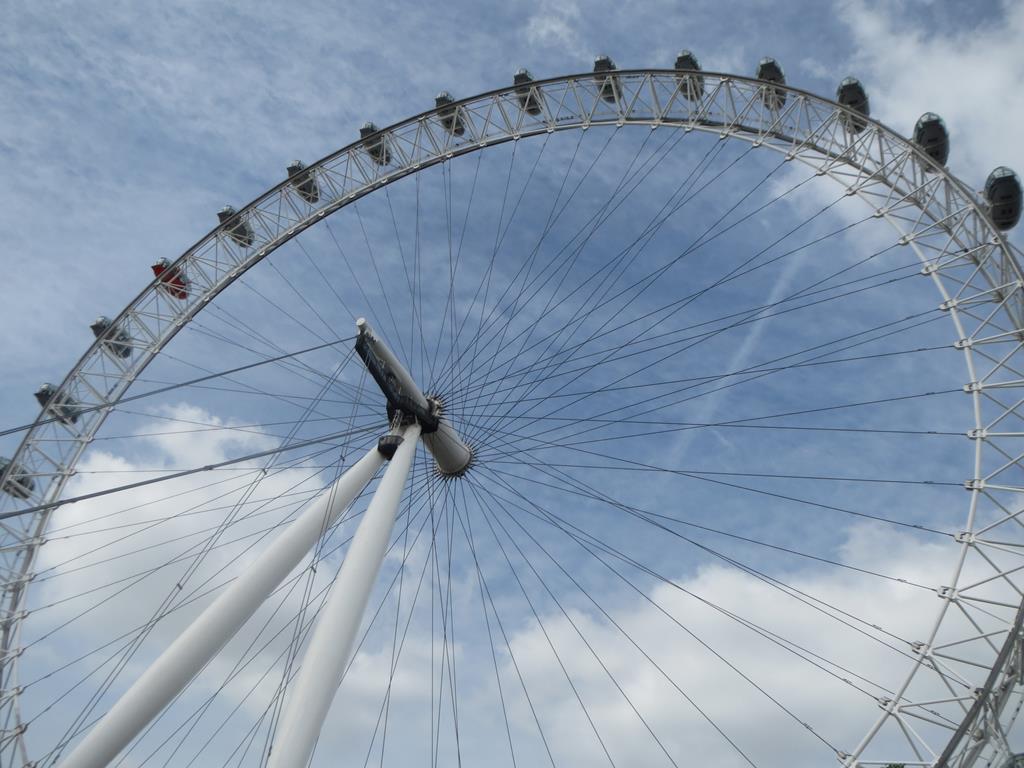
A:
839,0,1024,190
10,397,1019,766
800,56,833,81
525,0,588,60
496,522,990,767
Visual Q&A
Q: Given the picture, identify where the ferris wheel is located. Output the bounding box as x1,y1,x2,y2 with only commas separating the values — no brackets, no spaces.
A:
2,53,1024,768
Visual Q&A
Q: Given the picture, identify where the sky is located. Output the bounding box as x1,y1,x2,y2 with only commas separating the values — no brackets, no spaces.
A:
2,1,1024,767
1,0,1022,434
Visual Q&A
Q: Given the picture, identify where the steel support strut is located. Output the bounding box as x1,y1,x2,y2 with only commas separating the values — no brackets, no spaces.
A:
60,321,468,768
58,444,386,768
267,423,421,768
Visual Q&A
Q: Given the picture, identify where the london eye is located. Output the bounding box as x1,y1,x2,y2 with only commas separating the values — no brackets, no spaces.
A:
2,54,1024,768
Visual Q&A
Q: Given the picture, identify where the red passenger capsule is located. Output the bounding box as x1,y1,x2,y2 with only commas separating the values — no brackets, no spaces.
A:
151,258,189,300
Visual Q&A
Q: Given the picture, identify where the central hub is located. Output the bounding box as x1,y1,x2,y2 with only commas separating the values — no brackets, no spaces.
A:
354,318,473,477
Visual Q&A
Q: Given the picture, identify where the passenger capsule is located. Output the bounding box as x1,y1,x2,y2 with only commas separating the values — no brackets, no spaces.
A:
360,122,391,166
90,315,132,359
435,92,466,137
593,55,620,104
913,113,949,168
514,68,543,116
34,383,81,426
674,50,705,101
836,77,870,133
286,160,320,204
0,456,35,500
756,57,786,109
985,167,1022,230
217,205,255,247
151,257,190,300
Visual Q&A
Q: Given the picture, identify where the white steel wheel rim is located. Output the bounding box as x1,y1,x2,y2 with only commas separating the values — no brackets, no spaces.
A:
0,69,1021,768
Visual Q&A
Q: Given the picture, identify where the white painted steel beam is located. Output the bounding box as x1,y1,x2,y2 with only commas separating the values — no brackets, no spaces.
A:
58,444,386,768
267,423,421,768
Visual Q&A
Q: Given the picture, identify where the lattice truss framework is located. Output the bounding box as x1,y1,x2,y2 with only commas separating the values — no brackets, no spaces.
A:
1,70,1023,768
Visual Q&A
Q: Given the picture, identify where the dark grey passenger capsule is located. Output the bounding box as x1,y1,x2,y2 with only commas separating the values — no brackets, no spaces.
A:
913,113,949,168
435,92,466,137
836,77,870,133
593,55,620,104
90,315,132,359
359,122,391,166
756,57,786,109
674,50,704,101
287,160,320,204
514,68,543,116
985,167,1022,230
0,456,35,500
34,383,81,426
217,205,255,247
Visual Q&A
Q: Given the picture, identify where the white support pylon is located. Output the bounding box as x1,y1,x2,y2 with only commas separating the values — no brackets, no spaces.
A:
267,423,421,768
59,443,387,768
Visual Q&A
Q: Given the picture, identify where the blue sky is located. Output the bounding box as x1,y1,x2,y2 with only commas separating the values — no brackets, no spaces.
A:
2,0,1021,440
2,1,1024,767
